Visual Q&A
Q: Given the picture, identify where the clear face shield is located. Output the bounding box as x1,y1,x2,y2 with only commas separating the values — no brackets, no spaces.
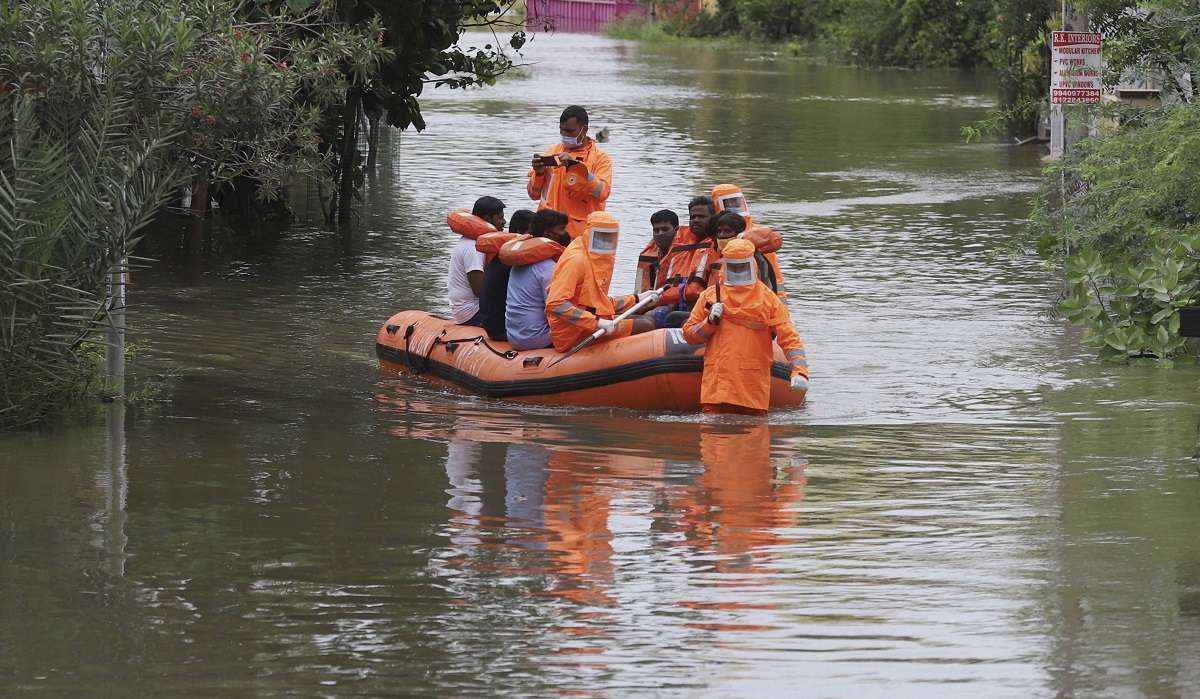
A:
718,194,749,218
723,258,756,287
588,227,619,255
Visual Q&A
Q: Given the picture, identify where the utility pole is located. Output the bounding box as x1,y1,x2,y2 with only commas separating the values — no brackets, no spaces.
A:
105,266,126,395
1049,4,1090,159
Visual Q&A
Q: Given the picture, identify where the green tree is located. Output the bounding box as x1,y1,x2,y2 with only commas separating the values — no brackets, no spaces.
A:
1025,0,1200,364
314,0,525,221
1080,0,1199,102
0,0,385,427
980,0,1055,135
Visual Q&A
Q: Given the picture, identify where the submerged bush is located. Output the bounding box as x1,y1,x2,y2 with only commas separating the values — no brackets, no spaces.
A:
1032,105,1200,364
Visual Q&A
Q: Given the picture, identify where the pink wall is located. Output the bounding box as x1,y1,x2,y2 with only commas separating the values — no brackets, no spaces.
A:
526,0,646,34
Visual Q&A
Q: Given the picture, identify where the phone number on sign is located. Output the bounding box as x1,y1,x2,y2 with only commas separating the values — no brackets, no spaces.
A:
1052,88,1101,103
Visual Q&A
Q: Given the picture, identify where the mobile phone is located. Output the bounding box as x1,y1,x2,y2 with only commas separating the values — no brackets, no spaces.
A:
534,155,559,167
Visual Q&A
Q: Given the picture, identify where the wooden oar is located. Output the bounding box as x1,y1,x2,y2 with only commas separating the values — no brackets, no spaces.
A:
549,285,668,367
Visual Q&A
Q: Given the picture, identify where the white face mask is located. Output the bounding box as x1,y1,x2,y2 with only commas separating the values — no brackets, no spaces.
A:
561,134,583,149
588,227,619,255
724,259,756,287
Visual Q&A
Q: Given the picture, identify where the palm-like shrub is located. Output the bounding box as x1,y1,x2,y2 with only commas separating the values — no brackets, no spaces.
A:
0,0,386,428
0,92,179,428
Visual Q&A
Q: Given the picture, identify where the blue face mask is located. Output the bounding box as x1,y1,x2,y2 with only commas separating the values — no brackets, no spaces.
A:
561,134,583,149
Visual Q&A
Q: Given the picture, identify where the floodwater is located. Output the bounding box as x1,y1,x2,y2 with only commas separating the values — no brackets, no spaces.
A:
3,32,1200,697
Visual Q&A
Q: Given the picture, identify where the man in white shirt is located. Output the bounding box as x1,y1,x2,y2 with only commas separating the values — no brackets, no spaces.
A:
448,196,506,325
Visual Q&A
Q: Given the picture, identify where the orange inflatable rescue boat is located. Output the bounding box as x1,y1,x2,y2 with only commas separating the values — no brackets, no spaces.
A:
376,311,805,411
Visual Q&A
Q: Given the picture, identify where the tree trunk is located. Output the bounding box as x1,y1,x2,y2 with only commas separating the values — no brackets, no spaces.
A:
366,116,380,172
189,168,209,216
337,87,362,224
104,265,125,395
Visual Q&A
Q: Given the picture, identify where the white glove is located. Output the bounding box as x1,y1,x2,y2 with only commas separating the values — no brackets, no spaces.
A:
596,318,616,334
790,374,809,392
637,289,660,305
708,302,725,324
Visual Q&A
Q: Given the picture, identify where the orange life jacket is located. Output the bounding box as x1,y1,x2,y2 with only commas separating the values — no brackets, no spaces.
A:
636,226,698,295
739,227,785,299
498,234,565,267
447,209,497,239
474,231,520,266
741,225,781,253
656,237,719,310
635,240,661,295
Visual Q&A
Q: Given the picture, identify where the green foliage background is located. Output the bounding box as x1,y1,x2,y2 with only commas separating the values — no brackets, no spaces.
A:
1028,0,1199,364
0,0,523,428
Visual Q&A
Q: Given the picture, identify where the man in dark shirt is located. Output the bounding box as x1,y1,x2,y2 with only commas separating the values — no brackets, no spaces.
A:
479,209,534,341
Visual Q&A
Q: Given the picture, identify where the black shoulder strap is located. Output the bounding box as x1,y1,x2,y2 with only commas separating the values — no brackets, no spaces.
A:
756,252,778,292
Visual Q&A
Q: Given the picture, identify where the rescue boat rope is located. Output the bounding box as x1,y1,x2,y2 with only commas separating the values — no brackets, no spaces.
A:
402,323,518,375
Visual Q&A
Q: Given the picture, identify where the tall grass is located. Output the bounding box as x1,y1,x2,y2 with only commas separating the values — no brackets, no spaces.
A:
604,17,682,43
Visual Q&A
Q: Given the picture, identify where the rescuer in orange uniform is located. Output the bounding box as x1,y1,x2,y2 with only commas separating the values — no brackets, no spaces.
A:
682,239,808,415
527,105,612,240
545,212,657,353
711,183,786,298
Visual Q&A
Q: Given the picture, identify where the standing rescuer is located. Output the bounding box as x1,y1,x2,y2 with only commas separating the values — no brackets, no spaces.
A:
527,105,612,240
545,211,656,353
683,239,808,415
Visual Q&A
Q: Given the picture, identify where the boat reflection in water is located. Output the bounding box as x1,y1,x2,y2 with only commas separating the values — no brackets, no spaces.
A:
375,381,807,640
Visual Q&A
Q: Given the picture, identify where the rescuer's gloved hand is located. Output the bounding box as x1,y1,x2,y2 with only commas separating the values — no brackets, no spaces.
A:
596,318,616,335
637,289,661,305
708,302,725,324
790,374,809,392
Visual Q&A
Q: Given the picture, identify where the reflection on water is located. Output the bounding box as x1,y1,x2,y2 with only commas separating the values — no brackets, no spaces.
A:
423,410,805,610
1,31,1199,698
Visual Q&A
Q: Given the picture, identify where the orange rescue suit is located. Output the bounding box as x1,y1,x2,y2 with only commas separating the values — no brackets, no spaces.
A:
545,214,637,352
682,242,808,412
527,138,612,240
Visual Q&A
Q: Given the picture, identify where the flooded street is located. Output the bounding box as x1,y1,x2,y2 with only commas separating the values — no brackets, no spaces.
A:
2,32,1199,697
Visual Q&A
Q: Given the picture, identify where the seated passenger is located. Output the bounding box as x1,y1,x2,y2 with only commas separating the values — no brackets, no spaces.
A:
683,238,808,416
711,183,785,298
448,196,505,326
504,209,570,351
684,195,714,245
649,197,720,327
634,209,682,294
478,209,534,342
546,212,656,353
713,210,746,252
713,209,784,297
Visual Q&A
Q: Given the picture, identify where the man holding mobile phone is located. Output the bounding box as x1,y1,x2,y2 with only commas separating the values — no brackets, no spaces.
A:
527,105,612,240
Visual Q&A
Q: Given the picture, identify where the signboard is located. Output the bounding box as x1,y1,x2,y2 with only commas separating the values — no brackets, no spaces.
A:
1051,31,1103,103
